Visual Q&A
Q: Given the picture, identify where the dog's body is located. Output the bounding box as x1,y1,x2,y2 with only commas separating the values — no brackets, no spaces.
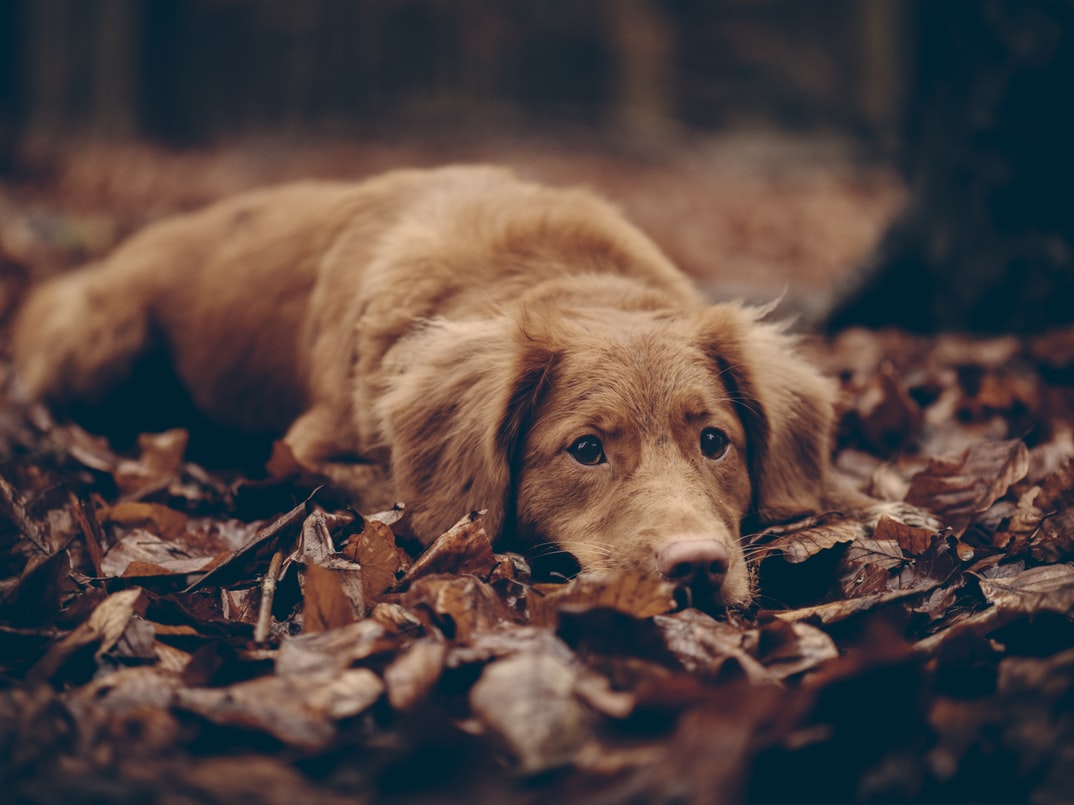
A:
12,165,839,607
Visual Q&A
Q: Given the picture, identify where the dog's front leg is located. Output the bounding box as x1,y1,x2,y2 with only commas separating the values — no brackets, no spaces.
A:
283,404,394,509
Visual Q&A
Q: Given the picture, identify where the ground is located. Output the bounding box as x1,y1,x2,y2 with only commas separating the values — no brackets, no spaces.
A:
1,134,1072,804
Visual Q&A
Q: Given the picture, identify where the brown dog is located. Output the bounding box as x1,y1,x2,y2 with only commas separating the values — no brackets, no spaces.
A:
12,165,838,607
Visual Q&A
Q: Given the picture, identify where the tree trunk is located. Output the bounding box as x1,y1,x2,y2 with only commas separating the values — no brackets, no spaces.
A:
827,0,1074,334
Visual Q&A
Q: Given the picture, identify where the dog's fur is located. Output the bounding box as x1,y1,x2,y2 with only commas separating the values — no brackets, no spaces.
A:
11,165,839,607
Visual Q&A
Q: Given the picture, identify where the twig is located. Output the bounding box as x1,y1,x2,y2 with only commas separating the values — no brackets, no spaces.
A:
254,549,285,644
70,493,107,578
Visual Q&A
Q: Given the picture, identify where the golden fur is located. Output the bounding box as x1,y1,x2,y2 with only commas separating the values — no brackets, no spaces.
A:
12,165,840,607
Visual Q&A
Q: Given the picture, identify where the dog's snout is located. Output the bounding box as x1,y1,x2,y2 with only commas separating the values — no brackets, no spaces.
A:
657,539,730,587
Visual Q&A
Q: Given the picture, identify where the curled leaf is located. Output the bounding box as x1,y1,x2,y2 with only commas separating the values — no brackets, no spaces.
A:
905,440,1029,535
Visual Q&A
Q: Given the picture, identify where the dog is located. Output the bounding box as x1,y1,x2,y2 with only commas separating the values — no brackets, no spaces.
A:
11,165,839,608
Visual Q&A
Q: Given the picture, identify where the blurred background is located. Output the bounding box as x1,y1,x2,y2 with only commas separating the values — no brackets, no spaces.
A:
0,0,1071,332
0,0,907,146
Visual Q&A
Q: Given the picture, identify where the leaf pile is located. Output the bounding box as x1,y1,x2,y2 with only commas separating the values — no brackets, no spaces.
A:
1,324,1073,804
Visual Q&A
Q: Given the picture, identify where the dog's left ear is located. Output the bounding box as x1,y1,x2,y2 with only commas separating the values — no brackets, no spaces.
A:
375,315,556,544
698,304,836,524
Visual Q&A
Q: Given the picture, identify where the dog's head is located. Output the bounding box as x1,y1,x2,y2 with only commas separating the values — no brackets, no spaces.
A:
379,300,834,610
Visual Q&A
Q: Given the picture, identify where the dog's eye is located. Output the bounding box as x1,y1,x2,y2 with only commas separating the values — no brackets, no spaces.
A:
568,435,606,466
700,428,730,460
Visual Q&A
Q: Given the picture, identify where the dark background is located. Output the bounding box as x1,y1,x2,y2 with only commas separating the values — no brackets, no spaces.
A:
1,0,1072,332
0,0,907,147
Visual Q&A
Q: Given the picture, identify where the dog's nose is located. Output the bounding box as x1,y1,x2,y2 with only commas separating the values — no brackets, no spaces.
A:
657,539,730,587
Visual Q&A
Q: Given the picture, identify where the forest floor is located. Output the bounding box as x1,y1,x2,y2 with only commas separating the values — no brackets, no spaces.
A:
1,134,1072,804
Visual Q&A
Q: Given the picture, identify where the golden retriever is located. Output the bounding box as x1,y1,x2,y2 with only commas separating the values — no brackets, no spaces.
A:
12,165,839,608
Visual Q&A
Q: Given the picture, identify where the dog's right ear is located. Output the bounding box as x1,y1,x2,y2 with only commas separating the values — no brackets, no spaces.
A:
375,314,556,544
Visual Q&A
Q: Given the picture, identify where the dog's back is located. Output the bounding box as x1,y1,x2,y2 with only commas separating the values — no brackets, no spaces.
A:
12,166,698,432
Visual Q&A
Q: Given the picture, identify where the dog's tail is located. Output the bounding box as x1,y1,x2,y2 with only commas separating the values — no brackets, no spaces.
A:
11,265,151,405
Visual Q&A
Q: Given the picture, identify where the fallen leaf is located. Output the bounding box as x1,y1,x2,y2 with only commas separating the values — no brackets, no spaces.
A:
0,473,47,553
469,652,592,773
101,528,222,578
63,665,184,754
302,561,364,632
873,514,938,556
383,637,448,711
538,571,677,619
403,574,512,641
905,440,1029,535
184,493,315,593
753,514,865,564
654,610,777,685
113,429,189,498
175,668,383,749
342,519,407,605
276,619,400,679
102,501,188,541
974,564,1074,614
29,588,149,682
994,458,1074,561
745,619,839,679
854,360,924,454
446,626,578,669
402,511,497,584
773,584,944,625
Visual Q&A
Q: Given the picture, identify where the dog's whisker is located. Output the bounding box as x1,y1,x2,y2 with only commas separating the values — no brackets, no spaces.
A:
555,540,616,557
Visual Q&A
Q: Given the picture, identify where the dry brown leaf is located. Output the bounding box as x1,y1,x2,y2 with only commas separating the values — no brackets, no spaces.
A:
302,561,363,633
265,440,316,481
854,360,924,454
220,587,261,625
296,509,334,565
753,514,865,564
276,620,399,679
402,574,511,641
342,519,407,605
994,486,1045,553
873,514,937,556
744,619,839,679
541,570,677,619
383,637,448,711
29,588,149,681
1030,511,1074,563
974,564,1074,614
843,537,905,570
402,511,497,583
469,652,592,773
58,421,124,474
102,501,189,541
994,459,1074,561
1033,457,1074,514
774,583,944,625
572,672,638,719
1026,460,1074,562
654,610,777,684
63,666,185,754
113,429,189,498
0,473,46,553
447,626,579,669
184,494,313,593
175,669,383,750
905,439,1030,535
